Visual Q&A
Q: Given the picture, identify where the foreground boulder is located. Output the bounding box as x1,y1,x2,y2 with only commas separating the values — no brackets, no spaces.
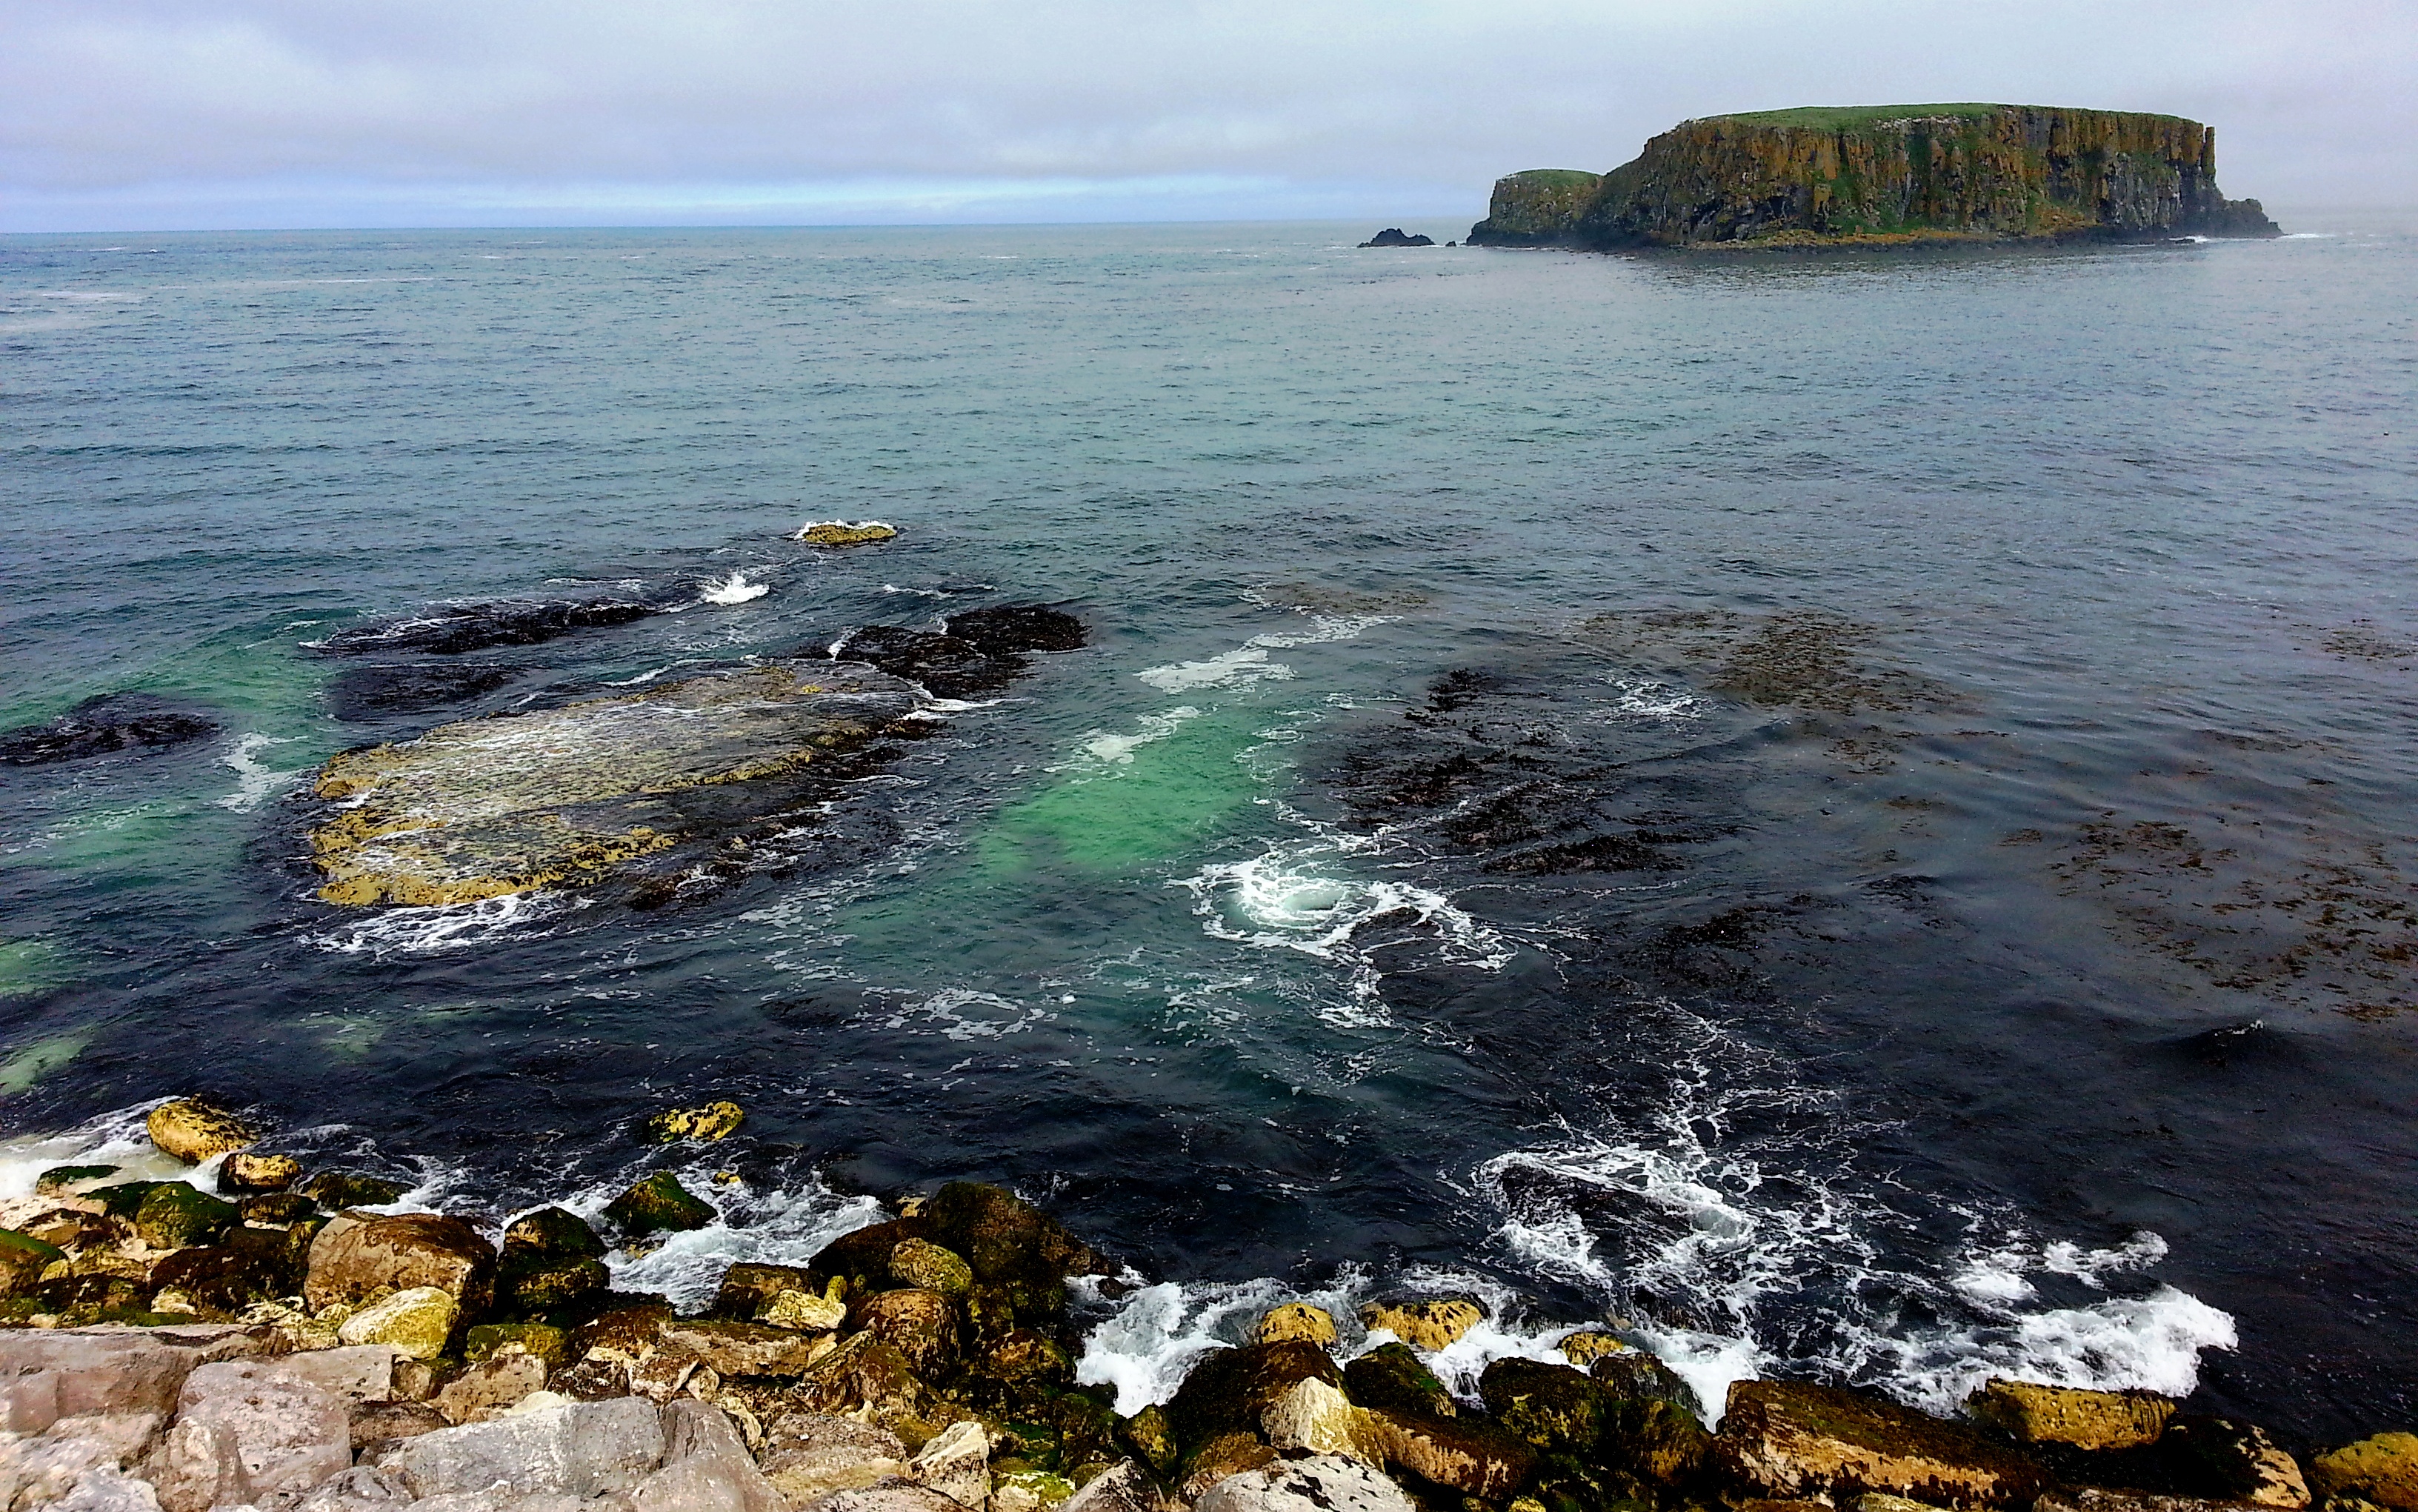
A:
0,1327,263,1433
153,1359,350,1512
1194,1453,1418,1512
1715,1379,2048,1507
2314,1433,2418,1511
305,1211,497,1314
370,1396,666,1497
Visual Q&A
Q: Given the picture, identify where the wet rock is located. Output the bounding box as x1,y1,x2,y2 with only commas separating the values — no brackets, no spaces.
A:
641,1398,787,1512
1558,1329,1629,1370
1714,1379,2048,1507
839,627,1021,702
660,1321,833,1379
1195,1454,1418,1512
370,1396,667,1498
219,1151,302,1192
1182,1434,1280,1500
1261,1376,1370,1461
1169,1340,1345,1459
812,1219,935,1297
713,1263,829,1322
1601,1393,1711,1486
306,661,923,906
0,695,219,767
1357,1296,1483,1351
646,1101,747,1142
307,1210,497,1313
1342,1343,1455,1420
133,1182,240,1249
302,1171,411,1210
993,1468,1076,1512
147,1099,256,1165
499,1207,613,1318
338,1286,459,1359
764,1290,850,1332
911,1418,993,1510
1482,1358,1606,1453
2036,1493,2280,1512
436,1353,551,1424
608,1173,719,1235
161,1359,352,1512
1589,1348,1699,1413
855,1289,961,1374
889,1239,975,1300
1253,1304,1337,1348
1116,1405,1178,1479
944,606,1086,659
789,1333,930,1420
313,599,658,657
1357,229,1436,248
35,1165,123,1196
326,662,528,722
0,1228,66,1296
470,1321,572,1365
759,1412,910,1506
1964,1380,2175,1451
1359,1409,1536,1499
796,523,899,547
350,1400,449,1453
150,1226,310,1310
2313,1434,2418,1511
2164,1418,2311,1508
0,1326,263,1433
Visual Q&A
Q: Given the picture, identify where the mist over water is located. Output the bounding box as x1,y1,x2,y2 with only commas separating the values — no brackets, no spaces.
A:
4,220,2416,1442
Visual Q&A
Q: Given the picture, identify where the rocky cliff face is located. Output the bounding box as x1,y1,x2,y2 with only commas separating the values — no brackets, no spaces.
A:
1468,104,2280,249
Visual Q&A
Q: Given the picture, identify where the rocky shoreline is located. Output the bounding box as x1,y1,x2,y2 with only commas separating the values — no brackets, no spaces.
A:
6,1099,2417,1512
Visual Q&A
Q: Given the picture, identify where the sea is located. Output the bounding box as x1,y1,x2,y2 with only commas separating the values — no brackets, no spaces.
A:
3,218,2414,1446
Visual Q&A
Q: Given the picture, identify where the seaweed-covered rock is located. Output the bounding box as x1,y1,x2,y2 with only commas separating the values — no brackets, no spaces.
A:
304,1211,497,1313
1602,1393,1712,1486
925,1182,1101,1311
1168,1340,1345,1457
1591,1348,1700,1413
811,1217,936,1296
1964,1379,2174,1451
1558,1328,1629,1370
149,1226,309,1310
1344,1342,1456,1419
1715,1380,2048,1507
643,1100,746,1142
1119,1405,1180,1477
797,522,899,547
465,1321,569,1365
1482,1358,1607,1453
1358,1410,1537,1499
603,1172,716,1234
302,1170,410,1210
2314,1434,2418,1511
306,660,924,906
0,694,219,767
891,1237,976,1298
134,1182,241,1250
33,1164,121,1196
0,1228,66,1296
1255,1303,1339,1347
944,605,1087,658
713,1262,827,1320
840,626,1025,700
856,1288,962,1374
147,1099,256,1165
325,662,527,721
1359,1296,1483,1351
312,598,657,656
496,1206,611,1316
241,1193,316,1225
790,1332,932,1420
765,1288,850,1331
2162,1417,2310,1508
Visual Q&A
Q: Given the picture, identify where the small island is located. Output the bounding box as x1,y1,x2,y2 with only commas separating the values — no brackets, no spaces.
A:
1468,104,2281,250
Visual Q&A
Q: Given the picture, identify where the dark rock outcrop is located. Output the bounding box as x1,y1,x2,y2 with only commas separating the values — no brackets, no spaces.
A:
310,599,658,657
0,694,219,767
1359,229,1436,247
324,662,526,721
1470,104,2281,249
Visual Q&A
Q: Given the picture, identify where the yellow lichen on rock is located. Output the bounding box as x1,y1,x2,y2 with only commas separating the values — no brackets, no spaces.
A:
1962,1379,2175,1451
1256,1302,1340,1347
644,1100,746,1142
1359,1296,1485,1351
1557,1328,1630,1369
796,522,899,546
147,1097,256,1164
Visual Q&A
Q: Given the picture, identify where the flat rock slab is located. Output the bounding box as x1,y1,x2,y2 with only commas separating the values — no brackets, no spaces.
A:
308,661,922,905
1193,1455,1418,1512
1716,1380,2048,1508
0,694,218,767
372,1396,667,1499
0,1327,262,1435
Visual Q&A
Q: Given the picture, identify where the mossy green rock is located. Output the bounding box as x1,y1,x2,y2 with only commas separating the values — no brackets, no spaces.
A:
1483,1358,1608,1453
467,1321,570,1365
90,1182,161,1219
888,1237,974,1298
1345,1341,1456,1419
1167,1339,1343,1456
807,1216,934,1296
927,1182,1100,1302
0,1228,66,1296
33,1164,119,1195
304,1170,410,1210
1119,1403,1179,1477
1471,105,2281,249
135,1182,241,1249
603,1172,715,1234
497,1205,610,1314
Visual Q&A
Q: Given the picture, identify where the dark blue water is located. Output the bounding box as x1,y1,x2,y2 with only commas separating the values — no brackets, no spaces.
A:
4,221,2416,1442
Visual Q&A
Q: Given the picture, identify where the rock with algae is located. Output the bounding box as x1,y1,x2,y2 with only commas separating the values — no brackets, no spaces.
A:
796,522,899,546
307,660,922,906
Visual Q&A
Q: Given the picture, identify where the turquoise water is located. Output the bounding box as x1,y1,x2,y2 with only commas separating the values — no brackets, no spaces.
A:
4,221,2417,1436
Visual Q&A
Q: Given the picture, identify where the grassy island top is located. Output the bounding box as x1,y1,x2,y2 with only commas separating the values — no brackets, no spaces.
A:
1701,103,2191,130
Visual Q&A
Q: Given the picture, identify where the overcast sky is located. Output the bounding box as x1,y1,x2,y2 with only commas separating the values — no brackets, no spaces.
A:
4,0,2413,232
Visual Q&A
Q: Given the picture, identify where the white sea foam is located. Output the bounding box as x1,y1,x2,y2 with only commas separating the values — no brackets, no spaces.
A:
1599,676,1711,725
1137,614,1394,694
564,1161,885,1311
866,986,1053,1040
0,1102,189,1211
215,733,302,812
1079,707,1202,765
307,893,575,956
699,571,770,605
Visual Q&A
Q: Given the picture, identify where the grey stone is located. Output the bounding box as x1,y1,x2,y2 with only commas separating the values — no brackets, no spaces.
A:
1192,1456,1416,1512
270,1346,399,1402
1058,1463,1155,1512
1,1416,164,1511
295,1465,417,1511
47,1464,161,1512
807,1485,975,1512
161,1359,351,1511
909,1420,990,1511
0,1328,263,1435
373,1396,667,1499
638,1400,783,1512
760,1413,908,1509
350,1399,450,1453
436,1354,551,1425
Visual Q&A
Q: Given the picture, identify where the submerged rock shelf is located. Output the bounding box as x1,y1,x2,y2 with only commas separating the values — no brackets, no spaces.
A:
1,1097,2408,1512
1468,104,2281,249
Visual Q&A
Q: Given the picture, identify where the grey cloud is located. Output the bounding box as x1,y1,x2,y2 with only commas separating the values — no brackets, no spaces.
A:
2,0,2411,229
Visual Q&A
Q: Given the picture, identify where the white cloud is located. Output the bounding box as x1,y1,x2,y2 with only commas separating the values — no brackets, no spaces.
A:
2,0,2411,229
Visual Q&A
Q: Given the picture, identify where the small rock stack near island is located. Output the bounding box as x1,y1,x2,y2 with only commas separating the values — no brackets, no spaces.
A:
1469,104,2281,249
